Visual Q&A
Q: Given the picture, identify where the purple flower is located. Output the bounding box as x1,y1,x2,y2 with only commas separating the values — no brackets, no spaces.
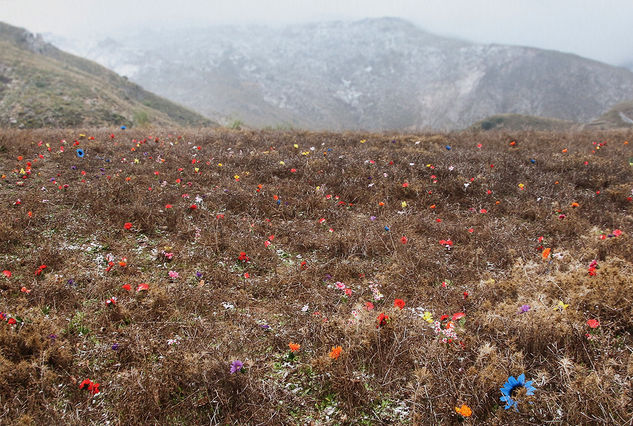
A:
519,304,531,314
230,360,244,374
370,216,376,221
196,271,203,278
111,343,120,351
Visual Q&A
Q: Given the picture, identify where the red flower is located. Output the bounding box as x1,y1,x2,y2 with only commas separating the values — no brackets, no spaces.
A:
401,236,408,244
124,222,133,230
2,270,10,278
365,302,374,310
7,318,17,325
189,204,197,210
136,283,149,292
586,319,600,328
394,299,405,309
377,312,390,328
452,312,465,321
122,284,131,291
440,314,449,321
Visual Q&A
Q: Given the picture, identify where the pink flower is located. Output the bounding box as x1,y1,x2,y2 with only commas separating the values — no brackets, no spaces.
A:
168,270,179,279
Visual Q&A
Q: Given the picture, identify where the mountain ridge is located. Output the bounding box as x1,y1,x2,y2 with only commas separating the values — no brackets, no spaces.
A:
0,21,215,129
50,17,633,131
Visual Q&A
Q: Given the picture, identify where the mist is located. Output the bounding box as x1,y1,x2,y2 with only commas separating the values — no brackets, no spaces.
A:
1,0,632,66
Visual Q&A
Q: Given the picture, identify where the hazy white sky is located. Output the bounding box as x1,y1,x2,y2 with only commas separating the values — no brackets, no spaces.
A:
1,0,632,65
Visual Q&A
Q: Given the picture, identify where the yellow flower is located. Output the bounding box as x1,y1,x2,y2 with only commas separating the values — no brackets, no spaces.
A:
217,163,222,167
422,311,433,323
360,139,366,144
293,144,299,149
401,201,407,208
555,301,569,311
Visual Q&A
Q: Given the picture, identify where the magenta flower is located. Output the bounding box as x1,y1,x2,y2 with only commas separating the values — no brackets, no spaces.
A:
230,360,244,374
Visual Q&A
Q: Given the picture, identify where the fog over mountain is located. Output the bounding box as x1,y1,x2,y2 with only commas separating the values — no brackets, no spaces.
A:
50,18,633,131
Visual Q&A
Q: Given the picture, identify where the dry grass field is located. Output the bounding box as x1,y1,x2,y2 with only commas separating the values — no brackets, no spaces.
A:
0,128,632,424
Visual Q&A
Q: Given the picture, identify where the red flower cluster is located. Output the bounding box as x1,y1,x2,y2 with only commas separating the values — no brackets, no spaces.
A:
377,312,390,328
79,379,100,395
34,264,47,276
238,252,250,263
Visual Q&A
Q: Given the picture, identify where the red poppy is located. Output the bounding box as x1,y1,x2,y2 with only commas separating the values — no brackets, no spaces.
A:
190,204,197,210
401,236,408,244
365,302,374,310
124,222,133,230
2,270,10,278
7,318,17,325
136,283,149,292
122,284,131,291
394,299,405,309
165,204,172,209
440,314,449,321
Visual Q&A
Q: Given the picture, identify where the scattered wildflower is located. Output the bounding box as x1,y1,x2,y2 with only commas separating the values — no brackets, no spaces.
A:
79,379,100,395
586,319,600,328
452,312,465,321
329,346,342,359
421,311,433,323
555,301,569,311
519,304,531,314
124,222,133,230
289,342,300,352
455,404,472,417
394,299,405,309
377,312,390,328
168,270,179,279
500,374,536,411
230,360,244,374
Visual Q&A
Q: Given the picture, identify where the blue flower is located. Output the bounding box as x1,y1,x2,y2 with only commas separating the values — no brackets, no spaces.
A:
76,149,85,158
500,374,535,411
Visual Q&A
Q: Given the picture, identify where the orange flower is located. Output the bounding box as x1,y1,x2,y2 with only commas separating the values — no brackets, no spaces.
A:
571,202,579,208
542,247,551,260
455,404,472,417
289,342,300,352
329,345,342,359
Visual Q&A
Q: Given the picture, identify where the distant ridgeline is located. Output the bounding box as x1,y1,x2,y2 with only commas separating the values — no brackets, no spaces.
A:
53,17,633,131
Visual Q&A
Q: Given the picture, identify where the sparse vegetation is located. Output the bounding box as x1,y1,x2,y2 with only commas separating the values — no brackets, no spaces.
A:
0,127,632,424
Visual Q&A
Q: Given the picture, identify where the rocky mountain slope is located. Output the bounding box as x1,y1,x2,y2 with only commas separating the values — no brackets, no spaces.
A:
0,22,214,128
51,18,633,131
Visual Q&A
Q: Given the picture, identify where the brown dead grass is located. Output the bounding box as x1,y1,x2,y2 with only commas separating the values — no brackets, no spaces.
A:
0,128,632,424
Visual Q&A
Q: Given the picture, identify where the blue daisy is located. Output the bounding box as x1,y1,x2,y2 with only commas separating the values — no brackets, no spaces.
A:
76,149,85,158
500,373,536,411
